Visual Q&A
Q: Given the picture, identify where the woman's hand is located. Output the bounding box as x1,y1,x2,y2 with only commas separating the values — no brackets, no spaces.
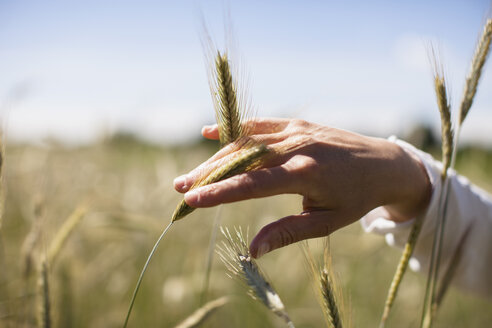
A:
173,118,431,258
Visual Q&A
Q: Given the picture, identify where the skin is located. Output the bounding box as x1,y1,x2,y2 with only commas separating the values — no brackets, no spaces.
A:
173,118,432,259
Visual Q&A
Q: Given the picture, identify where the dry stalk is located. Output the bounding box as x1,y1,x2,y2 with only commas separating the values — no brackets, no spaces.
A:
36,257,51,328
217,226,295,328
21,199,45,280
0,132,5,230
47,205,87,265
434,224,472,310
174,296,229,328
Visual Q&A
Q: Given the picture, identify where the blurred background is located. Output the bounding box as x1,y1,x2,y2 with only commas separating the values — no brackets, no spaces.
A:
1,0,492,327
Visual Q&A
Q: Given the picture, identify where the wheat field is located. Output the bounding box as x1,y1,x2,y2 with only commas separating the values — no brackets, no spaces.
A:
0,134,491,328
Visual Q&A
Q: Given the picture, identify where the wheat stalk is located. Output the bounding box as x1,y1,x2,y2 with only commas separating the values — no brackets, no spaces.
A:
47,206,87,265
21,199,45,280
379,218,422,327
422,20,492,327
379,55,453,328
434,224,472,310
0,131,5,230
174,296,229,328
123,221,173,328
217,226,295,328
36,257,51,328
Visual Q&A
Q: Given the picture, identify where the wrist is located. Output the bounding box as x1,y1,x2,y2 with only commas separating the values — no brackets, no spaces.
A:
377,139,432,222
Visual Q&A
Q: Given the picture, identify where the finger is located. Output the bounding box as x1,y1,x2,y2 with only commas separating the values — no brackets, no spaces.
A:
202,124,219,140
249,210,349,258
174,133,288,193
242,117,290,135
183,165,296,207
202,118,290,141
174,143,238,192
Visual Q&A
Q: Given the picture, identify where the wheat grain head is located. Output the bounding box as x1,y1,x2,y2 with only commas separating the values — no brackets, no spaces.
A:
217,226,294,327
458,19,492,125
171,143,269,222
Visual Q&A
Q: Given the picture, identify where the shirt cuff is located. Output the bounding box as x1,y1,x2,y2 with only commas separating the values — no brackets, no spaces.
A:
360,136,442,251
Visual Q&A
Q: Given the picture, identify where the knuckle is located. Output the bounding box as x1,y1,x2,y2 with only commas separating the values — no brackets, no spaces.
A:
290,118,309,128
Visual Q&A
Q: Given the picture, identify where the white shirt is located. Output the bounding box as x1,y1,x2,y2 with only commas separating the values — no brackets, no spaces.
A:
361,137,492,300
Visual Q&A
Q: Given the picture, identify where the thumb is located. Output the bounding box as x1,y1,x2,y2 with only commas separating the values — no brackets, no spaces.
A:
249,210,349,258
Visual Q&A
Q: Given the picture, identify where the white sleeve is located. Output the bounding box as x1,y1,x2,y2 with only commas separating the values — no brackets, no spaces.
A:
360,137,492,300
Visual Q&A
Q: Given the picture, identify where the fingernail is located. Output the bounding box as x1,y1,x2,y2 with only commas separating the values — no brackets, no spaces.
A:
255,242,270,259
184,189,200,204
173,175,188,189
202,125,214,133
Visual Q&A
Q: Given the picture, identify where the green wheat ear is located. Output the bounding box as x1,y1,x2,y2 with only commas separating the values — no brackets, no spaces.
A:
215,51,243,146
171,143,269,222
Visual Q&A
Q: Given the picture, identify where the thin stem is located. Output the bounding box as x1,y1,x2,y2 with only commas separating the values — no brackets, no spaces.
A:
123,221,174,328
200,205,223,305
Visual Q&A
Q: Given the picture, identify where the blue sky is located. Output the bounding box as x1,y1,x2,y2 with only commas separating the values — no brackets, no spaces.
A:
1,0,491,144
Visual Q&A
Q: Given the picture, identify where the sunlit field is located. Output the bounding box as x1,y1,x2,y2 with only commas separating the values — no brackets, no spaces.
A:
0,133,491,327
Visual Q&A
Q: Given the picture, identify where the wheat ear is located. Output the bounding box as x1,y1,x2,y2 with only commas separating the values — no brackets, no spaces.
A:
202,48,249,303
215,52,243,146
458,19,492,125
421,55,454,328
36,257,51,328
174,296,229,328
172,143,269,222
217,226,295,328
301,239,345,328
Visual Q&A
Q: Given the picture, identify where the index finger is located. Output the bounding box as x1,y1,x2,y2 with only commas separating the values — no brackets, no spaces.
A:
202,117,291,140
183,165,297,208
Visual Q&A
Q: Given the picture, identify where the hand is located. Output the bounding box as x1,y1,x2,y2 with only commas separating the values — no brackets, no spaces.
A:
173,118,431,258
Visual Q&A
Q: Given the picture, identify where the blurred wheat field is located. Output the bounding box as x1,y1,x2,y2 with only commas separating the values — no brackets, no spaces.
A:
1,134,491,328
